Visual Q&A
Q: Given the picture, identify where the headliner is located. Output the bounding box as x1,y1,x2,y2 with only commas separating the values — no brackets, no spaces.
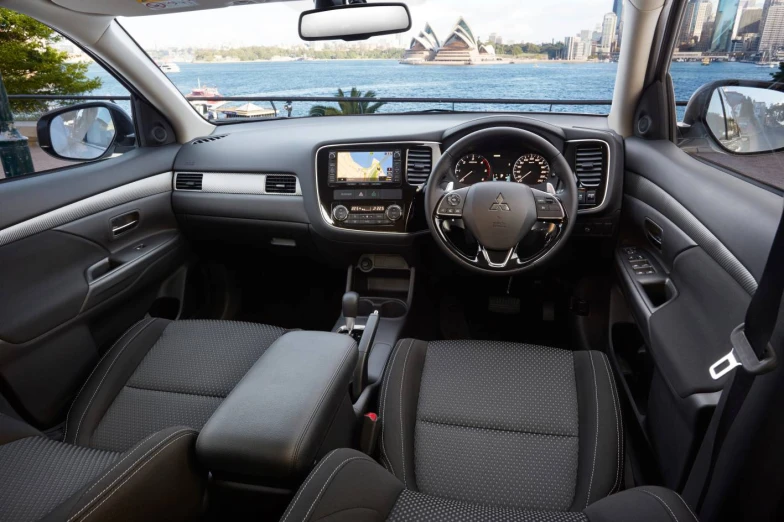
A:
50,0,302,17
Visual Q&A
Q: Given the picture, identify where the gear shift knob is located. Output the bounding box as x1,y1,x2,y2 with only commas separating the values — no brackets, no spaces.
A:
342,291,359,331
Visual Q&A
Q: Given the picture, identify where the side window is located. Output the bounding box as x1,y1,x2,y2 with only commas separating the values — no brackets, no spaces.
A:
669,0,784,190
0,8,134,181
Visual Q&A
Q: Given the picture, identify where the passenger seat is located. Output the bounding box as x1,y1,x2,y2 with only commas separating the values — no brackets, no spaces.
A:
0,318,288,521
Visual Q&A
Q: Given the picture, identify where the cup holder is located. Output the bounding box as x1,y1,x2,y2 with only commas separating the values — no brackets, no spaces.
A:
358,298,407,319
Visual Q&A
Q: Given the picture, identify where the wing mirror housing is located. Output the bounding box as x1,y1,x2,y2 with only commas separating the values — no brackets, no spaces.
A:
37,102,135,162
299,1,411,42
679,79,784,155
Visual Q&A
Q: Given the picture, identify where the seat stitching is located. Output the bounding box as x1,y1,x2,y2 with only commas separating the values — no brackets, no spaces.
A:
291,341,356,473
600,354,621,494
73,318,158,443
585,351,599,509
64,317,151,442
301,457,368,522
124,384,227,399
380,339,406,478
639,489,681,522
673,492,700,522
398,339,415,488
280,450,372,522
74,432,194,522
67,429,195,521
418,418,579,437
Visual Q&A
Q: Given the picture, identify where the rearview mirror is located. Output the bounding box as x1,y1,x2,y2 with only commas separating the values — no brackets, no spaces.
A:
37,102,135,162
681,80,784,155
299,2,411,42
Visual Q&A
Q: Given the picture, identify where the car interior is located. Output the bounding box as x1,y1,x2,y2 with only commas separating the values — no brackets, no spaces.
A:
0,0,782,521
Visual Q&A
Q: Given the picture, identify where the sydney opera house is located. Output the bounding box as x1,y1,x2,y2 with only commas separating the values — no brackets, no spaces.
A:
401,18,500,65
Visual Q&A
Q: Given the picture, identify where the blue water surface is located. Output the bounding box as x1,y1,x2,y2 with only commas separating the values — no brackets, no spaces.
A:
90,60,778,119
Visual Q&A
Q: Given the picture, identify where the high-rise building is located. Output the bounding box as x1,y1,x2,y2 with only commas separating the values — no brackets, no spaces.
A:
759,3,784,51
679,0,714,47
612,0,624,30
711,0,742,51
601,12,618,52
699,17,716,50
738,7,764,33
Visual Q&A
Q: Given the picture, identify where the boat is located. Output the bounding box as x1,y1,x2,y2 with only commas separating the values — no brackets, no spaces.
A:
756,62,777,68
701,57,710,66
159,62,180,73
186,80,226,119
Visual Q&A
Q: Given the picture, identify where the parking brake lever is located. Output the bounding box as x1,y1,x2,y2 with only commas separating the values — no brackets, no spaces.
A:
352,310,379,401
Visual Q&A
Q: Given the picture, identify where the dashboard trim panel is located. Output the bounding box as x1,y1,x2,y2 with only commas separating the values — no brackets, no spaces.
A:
174,172,302,196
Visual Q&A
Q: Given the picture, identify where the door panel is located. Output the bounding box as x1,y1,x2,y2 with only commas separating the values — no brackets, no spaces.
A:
614,137,781,490
0,152,185,427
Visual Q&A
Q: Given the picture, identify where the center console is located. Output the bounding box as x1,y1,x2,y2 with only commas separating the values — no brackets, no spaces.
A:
316,142,441,233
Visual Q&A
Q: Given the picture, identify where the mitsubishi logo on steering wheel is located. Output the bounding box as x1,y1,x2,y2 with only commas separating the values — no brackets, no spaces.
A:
489,193,511,211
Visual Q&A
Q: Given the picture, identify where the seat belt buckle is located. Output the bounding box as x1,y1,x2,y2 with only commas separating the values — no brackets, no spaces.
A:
709,323,777,380
360,413,381,456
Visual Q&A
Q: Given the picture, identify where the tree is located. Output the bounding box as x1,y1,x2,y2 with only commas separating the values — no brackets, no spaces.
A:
772,62,784,83
309,88,386,116
0,8,101,115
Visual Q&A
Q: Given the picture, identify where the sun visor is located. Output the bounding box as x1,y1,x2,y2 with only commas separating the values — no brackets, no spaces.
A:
50,0,288,17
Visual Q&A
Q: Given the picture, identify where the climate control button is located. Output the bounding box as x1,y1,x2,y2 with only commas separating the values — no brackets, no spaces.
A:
332,205,349,222
385,204,403,222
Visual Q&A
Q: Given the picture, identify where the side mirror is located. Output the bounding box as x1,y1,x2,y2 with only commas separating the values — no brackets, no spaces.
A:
299,2,411,42
37,102,135,161
680,80,784,155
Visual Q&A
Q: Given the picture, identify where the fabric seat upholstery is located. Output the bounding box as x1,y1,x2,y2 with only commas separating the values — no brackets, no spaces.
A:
65,317,287,451
0,317,287,521
378,340,623,512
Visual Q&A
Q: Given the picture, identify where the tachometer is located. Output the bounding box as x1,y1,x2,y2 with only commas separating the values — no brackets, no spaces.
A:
455,154,492,185
512,154,550,185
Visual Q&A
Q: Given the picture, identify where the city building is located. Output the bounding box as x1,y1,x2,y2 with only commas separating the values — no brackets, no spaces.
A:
711,0,742,51
401,18,500,65
612,0,624,32
698,16,716,51
601,12,618,53
738,7,764,33
678,0,714,48
759,2,784,52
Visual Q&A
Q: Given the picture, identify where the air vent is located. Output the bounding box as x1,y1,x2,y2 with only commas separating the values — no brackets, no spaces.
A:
265,174,298,194
175,173,203,190
190,134,227,145
574,143,607,188
406,147,433,185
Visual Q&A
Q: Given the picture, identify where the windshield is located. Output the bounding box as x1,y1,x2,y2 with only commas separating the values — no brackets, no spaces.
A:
116,0,626,121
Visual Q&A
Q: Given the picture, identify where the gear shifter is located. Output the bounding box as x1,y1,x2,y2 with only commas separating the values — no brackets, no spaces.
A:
342,291,359,333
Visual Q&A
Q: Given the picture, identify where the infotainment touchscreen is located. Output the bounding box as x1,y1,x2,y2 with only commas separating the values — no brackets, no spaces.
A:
336,151,396,183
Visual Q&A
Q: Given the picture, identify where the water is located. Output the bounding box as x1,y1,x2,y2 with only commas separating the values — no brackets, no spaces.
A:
89,60,778,119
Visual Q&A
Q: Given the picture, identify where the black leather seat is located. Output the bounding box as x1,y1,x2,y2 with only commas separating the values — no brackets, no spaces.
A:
0,318,287,521
282,339,698,522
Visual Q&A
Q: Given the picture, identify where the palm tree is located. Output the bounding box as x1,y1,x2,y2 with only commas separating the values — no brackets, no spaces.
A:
309,88,387,116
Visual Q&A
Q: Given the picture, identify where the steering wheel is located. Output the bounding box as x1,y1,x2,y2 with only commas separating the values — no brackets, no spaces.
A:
425,127,578,275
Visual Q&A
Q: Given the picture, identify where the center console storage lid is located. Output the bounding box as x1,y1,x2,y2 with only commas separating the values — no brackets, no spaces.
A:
196,331,357,484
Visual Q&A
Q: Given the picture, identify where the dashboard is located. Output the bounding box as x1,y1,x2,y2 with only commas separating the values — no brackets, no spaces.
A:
170,113,623,256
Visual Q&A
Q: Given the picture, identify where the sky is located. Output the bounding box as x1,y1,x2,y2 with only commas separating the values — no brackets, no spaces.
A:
120,0,614,49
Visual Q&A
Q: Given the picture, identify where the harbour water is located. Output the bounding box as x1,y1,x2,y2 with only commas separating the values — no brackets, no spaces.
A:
89,60,778,119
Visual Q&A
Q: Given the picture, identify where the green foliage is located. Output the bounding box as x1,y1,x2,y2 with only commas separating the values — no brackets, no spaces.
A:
772,62,784,82
309,88,386,116
194,46,404,62
0,8,101,115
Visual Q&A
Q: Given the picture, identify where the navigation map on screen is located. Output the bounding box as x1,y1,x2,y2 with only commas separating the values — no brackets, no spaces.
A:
336,151,394,182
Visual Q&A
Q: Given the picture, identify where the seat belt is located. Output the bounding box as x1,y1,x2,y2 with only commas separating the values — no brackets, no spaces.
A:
695,205,784,513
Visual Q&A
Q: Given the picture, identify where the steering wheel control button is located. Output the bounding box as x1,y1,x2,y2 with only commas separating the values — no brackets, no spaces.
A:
385,204,403,222
332,205,349,222
447,193,462,206
535,195,564,220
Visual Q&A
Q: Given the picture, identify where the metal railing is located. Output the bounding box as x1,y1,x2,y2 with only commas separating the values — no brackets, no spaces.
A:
7,94,689,116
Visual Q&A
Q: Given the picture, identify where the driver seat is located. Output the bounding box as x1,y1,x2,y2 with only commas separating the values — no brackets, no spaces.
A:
281,339,697,521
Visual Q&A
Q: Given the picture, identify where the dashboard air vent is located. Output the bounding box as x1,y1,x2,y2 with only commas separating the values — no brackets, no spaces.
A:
406,147,433,185
265,174,298,194
191,134,227,145
574,143,607,188
175,173,203,191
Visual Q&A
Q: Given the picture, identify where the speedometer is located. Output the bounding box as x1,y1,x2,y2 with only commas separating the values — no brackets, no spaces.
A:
512,154,550,185
455,154,493,185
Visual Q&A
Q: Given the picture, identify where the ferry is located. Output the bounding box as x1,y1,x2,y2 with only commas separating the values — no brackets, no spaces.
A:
158,62,180,73
186,80,226,119
701,57,710,66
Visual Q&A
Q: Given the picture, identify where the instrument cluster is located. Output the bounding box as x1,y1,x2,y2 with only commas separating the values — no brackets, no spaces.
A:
454,150,554,190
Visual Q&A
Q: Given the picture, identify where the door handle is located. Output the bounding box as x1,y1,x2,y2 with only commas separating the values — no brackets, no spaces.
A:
110,211,140,237
644,217,663,250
